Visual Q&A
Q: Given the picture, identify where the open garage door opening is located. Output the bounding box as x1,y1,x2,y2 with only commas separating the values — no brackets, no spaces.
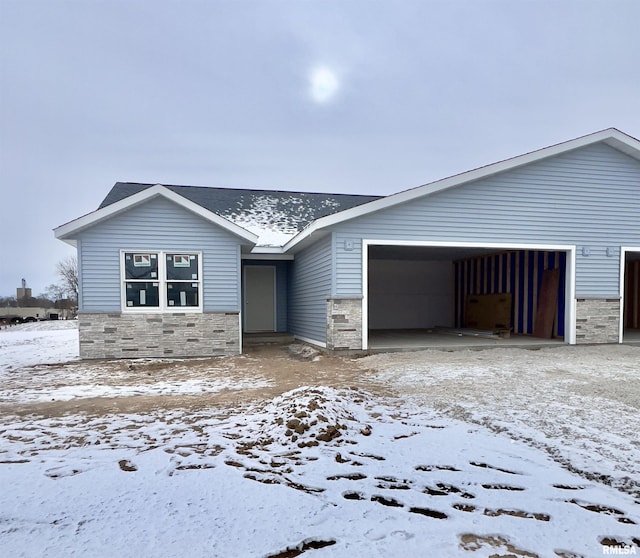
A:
365,244,570,351
622,249,640,344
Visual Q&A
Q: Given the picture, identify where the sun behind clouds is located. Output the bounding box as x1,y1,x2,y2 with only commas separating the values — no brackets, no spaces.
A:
309,66,340,103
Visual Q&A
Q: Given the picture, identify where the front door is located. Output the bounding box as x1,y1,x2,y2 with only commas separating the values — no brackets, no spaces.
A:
244,266,276,332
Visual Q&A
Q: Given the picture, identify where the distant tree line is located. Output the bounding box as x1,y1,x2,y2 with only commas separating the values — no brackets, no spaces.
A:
0,256,78,311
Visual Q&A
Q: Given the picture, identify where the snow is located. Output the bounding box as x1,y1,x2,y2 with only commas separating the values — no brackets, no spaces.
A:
232,218,296,247
0,320,78,369
360,346,640,496
224,195,313,247
0,322,273,404
222,193,343,247
1,376,274,404
1,322,639,557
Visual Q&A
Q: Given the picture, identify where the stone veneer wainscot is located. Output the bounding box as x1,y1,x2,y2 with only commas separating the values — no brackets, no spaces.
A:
575,298,620,344
78,312,240,359
326,298,362,350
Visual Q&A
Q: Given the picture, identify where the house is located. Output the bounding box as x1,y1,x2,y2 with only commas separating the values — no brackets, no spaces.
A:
54,128,640,359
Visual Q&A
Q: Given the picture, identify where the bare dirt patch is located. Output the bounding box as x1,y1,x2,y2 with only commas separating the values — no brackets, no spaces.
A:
2,339,639,504
0,344,386,419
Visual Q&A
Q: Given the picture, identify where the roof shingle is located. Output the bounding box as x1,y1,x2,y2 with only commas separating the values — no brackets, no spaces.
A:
100,182,383,246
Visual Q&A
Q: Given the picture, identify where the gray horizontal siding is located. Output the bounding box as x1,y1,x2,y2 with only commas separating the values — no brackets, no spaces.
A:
288,234,332,343
333,143,640,298
76,196,243,312
76,239,85,310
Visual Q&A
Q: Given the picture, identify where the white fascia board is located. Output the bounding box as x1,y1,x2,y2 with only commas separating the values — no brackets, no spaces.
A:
241,253,294,260
284,128,640,252
54,184,259,244
249,245,286,254
603,131,640,160
158,187,259,242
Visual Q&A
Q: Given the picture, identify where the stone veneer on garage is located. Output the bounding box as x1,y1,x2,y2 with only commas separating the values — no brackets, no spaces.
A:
78,312,240,359
326,298,362,350
575,298,620,344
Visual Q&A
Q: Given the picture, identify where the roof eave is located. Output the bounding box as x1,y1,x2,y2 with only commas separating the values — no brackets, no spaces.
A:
250,245,286,254
54,184,259,244
282,128,640,252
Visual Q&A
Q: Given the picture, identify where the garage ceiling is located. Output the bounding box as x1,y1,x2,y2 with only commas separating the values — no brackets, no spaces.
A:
369,245,640,262
368,245,505,262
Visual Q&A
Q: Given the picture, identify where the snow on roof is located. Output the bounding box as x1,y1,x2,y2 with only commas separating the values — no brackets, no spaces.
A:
100,183,383,247
221,193,340,246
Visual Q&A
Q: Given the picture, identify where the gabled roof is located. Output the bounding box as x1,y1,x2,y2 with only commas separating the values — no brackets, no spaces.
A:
54,185,260,246
55,128,640,252
283,127,640,251
98,183,383,247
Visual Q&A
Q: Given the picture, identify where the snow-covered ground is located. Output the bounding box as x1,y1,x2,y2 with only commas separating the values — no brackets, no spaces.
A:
361,346,640,497
0,320,78,369
1,322,639,558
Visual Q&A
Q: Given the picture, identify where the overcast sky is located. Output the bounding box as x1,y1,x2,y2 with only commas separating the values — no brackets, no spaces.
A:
1,0,639,297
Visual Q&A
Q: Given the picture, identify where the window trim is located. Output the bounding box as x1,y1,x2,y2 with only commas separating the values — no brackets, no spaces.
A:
120,249,203,313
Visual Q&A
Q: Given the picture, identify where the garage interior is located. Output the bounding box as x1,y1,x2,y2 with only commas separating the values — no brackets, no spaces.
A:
623,251,640,343
367,245,567,350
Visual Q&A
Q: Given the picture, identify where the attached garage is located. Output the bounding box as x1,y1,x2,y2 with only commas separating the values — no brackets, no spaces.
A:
364,241,573,350
317,130,640,352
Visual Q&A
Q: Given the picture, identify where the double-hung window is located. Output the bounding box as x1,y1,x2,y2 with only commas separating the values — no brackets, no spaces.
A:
122,251,202,312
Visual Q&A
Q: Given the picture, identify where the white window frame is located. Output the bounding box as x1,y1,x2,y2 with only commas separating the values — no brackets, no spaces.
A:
120,250,203,313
